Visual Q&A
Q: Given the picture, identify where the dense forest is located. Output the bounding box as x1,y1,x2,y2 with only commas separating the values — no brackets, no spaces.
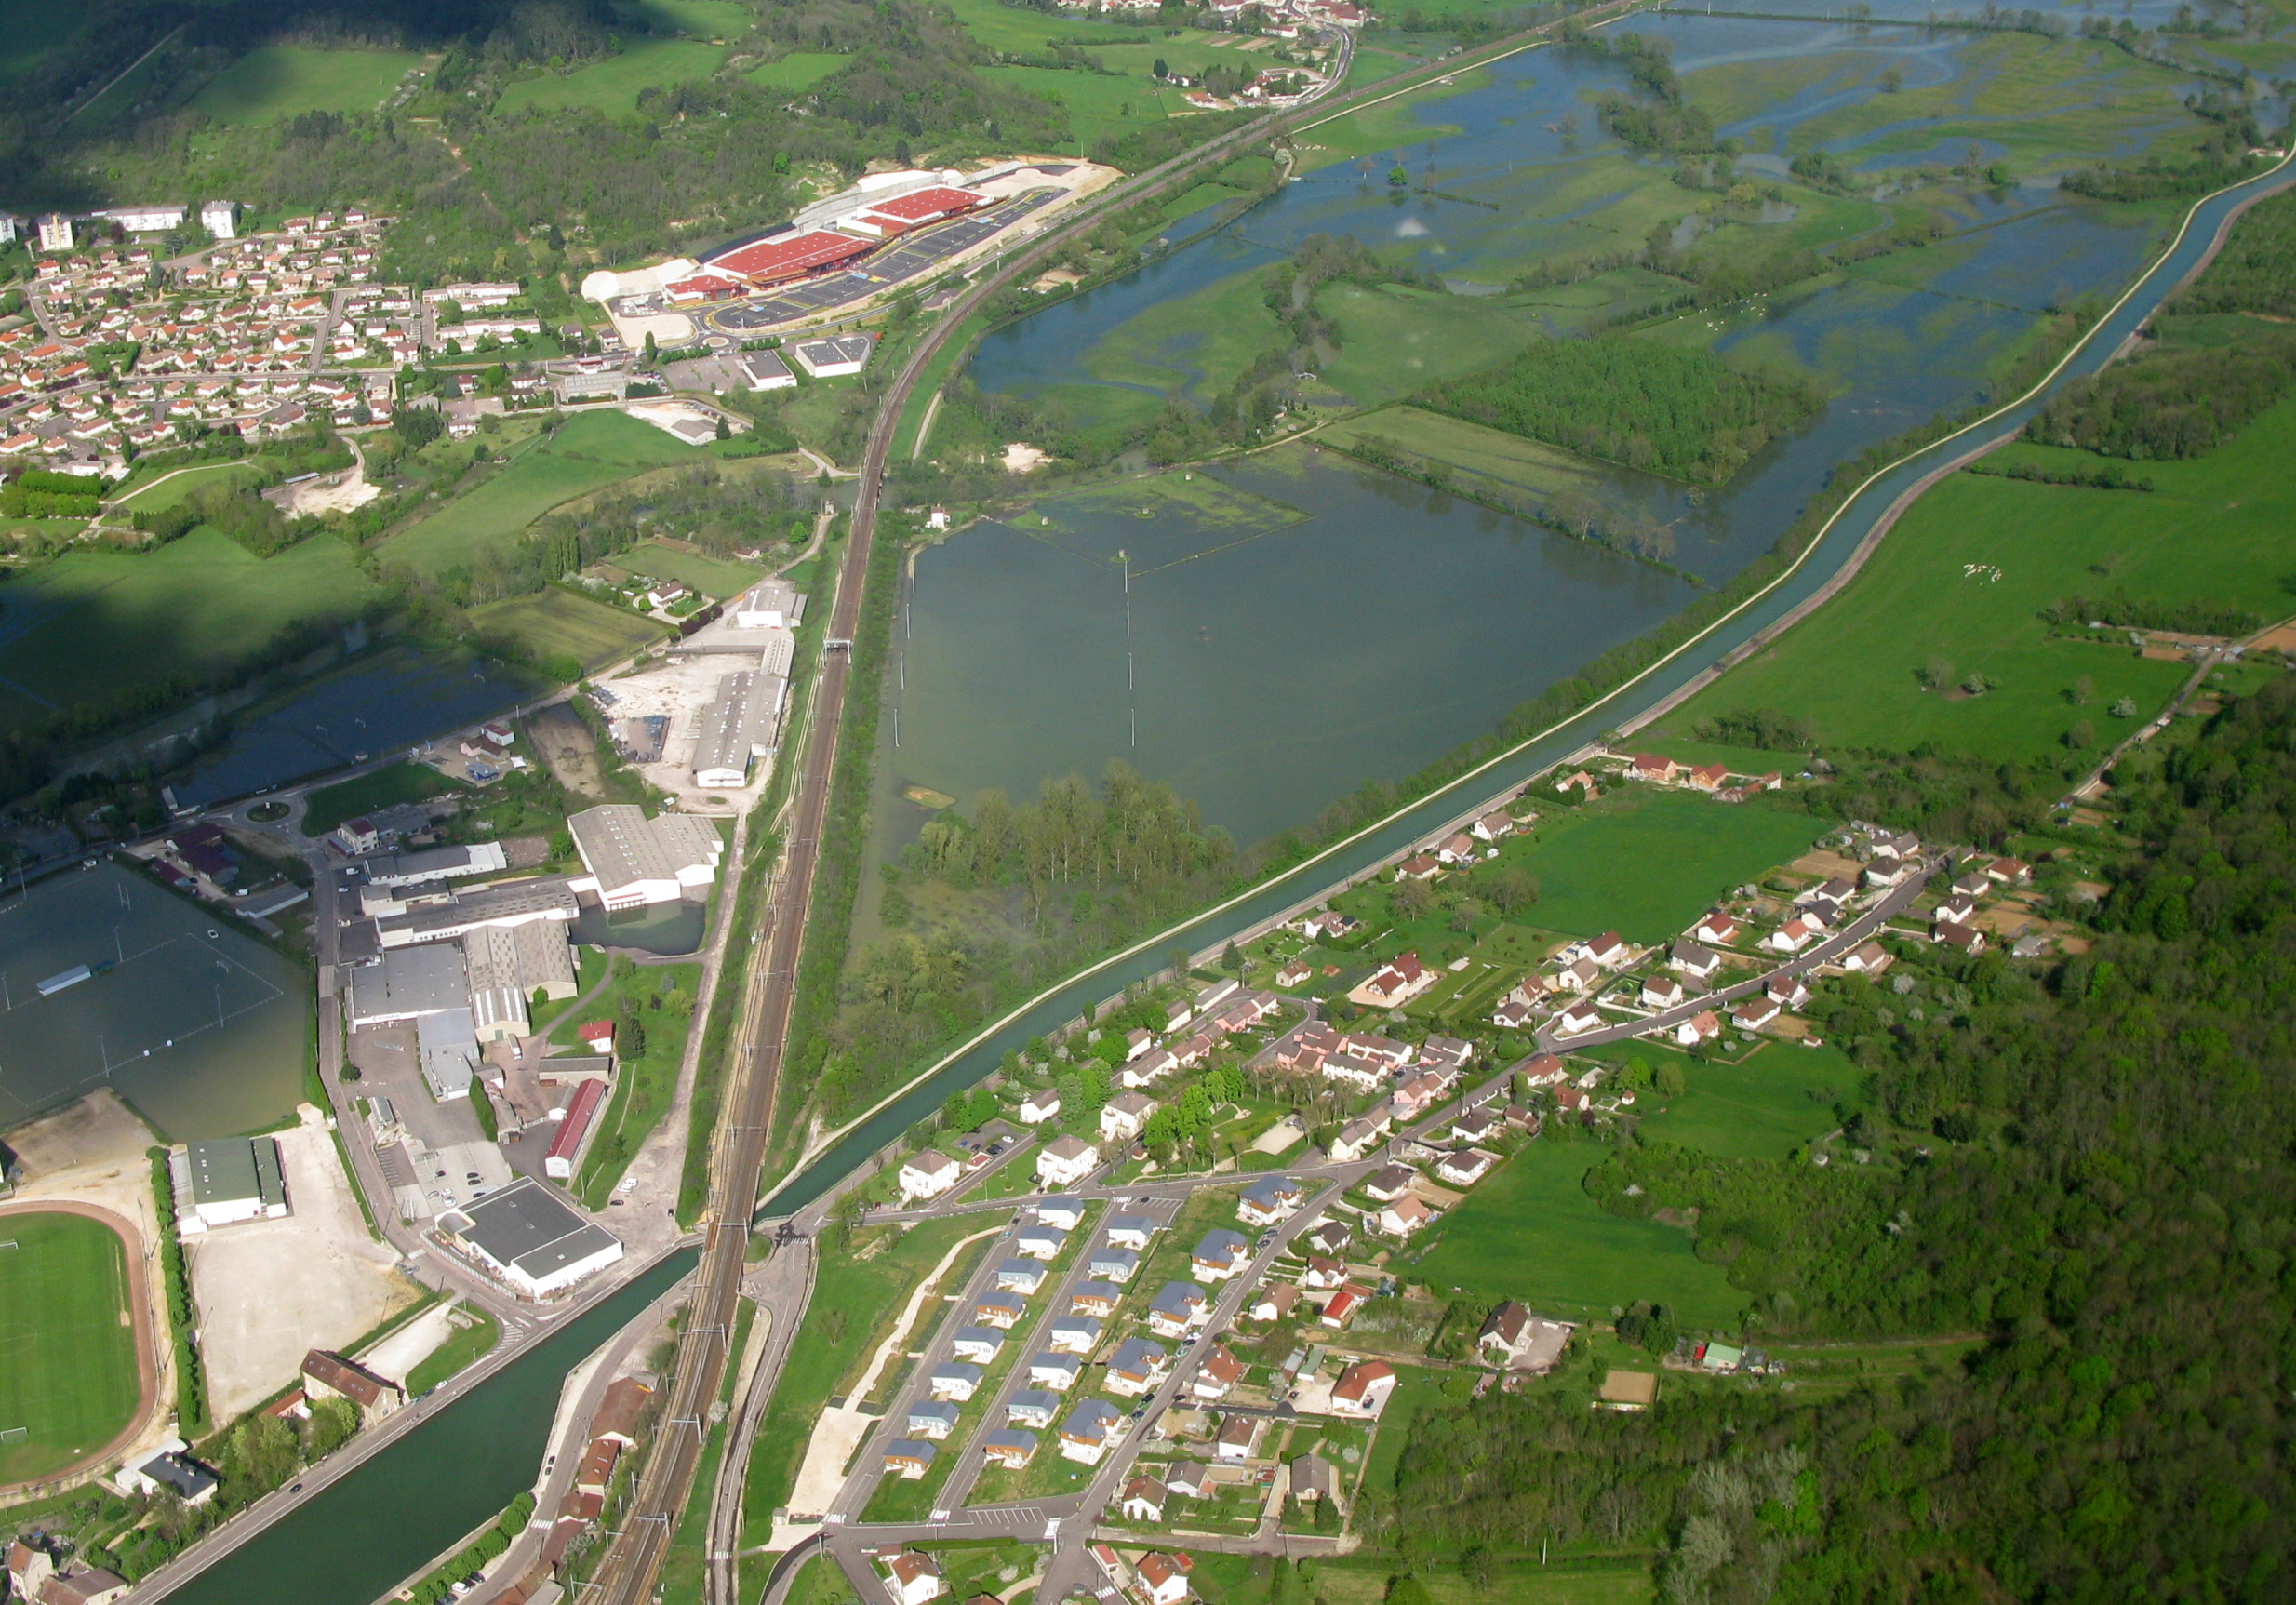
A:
1369,679,2296,1600
1422,334,1822,484
2026,336,2296,458
2176,188,2296,317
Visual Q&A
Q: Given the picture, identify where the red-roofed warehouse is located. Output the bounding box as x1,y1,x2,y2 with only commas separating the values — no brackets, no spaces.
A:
706,229,875,285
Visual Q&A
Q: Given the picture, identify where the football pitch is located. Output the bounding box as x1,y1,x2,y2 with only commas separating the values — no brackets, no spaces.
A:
0,1209,146,1486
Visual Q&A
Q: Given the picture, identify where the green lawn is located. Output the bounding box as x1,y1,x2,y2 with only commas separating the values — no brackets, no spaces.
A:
740,1216,983,1545
1652,396,2296,760
497,37,727,117
1498,790,1823,945
191,45,425,124
404,1305,502,1395
113,460,271,510
0,529,375,733
980,64,1196,154
1410,1137,1746,1328
0,1210,143,1484
302,761,458,835
566,958,705,1207
614,540,761,599
380,410,702,577
1592,1041,1860,1163
745,51,848,92
469,587,668,673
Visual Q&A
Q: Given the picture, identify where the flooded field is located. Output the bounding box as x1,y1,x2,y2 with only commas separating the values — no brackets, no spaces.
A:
0,861,310,1141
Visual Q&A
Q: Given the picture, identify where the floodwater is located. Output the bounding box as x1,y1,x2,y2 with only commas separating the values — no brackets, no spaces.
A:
0,861,308,1140
928,11,2169,848
571,894,708,956
167,645,552,811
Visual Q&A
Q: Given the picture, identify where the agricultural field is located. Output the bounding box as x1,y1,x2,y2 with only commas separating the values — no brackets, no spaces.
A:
981,66,1199,154
189,45,426,125
1498,789,1825,944
0,529,374,733
380,409,701,577
0,1210,144,1486
1649,395,2296,760
1409,1134,1746,1329
468,587,668,673
612,540,761,599
744,51,848,92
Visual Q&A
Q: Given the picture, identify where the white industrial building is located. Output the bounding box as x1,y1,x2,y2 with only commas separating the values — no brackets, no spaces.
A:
436,1177,623,1298
94,203,187,234
200,198,240,239
174,1137,290,1232
690,669,786,789
737,349,795,390
786,333,874,379
567,805,725,910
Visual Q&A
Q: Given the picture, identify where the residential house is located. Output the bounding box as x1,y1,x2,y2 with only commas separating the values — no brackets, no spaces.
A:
1350,951,1435,1008
1166,1461,1214,1499
1302,1257,1349,1291
1302,1217,1352,1257
1691,910,1739,946
1147,1281,1210,1337
1121,1477,1168,1521
1586,931,1630,969
1673,1010,1722,1048
928,1363,982,1402
1008,1389,1061,1428
1029,1353,1081,1392
1163,997,1195,1032
1048,1317,1102,1356
1318,1047,1387,1094
1015,1224,1067,1262
1766,973,1810,1010
1237,1175,1303,1227
1840,940,1890,973
981,1429,1037,1469
1640,974,1686,1010
1379,1196,1435,1237
1106,1337,1168,1397
1870,830,1920,863
1289,1452,1339,1505
1300,908,1359,942
1320,1282,1369,1328
1248,1281,1302,1322
1361,1162,1417,1203
1629,753,1681,783
883,1440,938,1480
1191,1228,1250,1282
1469,810,1514,843
1123,1027,1154,1061
1765,917,1820,955
1136,1552,1195,1605
1477,1300,1535,1364
898,1150,959,1204
1329,1113,1391,1161
1101,1091,1157,1144
1434,830,1479,865
996,1260,1048,1295
1331,1358,1397,1418
1058,1399,1124,1465
1193,977,1240,1015
1389,1070,1448,1120
886,1550,944,1604
1120,1048,1179,1089
907,1400,961,1440
1951,869,1993,900
1018,1090,1062,1125
1448,1106,1498,1145
1191,1343,1247,1400
1418,1035,1475,1074
1555,1001,1604,1037
1106,1212,1157,1251
1070,1281,1123,1319
1985,857,2031,886
1548,957,1602,995
1801,875,1858,912
1732,996,1781,1031
973,1291,1027,1329
1393,852,1442,881
1038,1197,1087,1230
1435,1148,1497,1187
952,1326,1006,1364
1274,956,1313,989
1036,1134,1100,1187
300,1349,404,1424
1936,922,1987,955
1519,1053,1569,1088
1686,763,1729,792
1214,1413,1263,1461
1670,940,1723,981
1088,1245,1141,1283
1934,895,1979,928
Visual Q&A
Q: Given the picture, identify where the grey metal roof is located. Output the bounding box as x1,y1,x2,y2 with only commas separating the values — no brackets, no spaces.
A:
344,943,469,1023
450,1177,620,1282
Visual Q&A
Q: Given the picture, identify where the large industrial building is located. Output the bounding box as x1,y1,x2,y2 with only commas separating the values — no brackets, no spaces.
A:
690,670,787,789
567,804,725,910
435,1176,623,1298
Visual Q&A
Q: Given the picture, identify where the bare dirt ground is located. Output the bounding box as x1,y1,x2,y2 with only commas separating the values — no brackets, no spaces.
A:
527,703,607,801
263,470,381,516
186,1106,420,1418
355,1300,460,1388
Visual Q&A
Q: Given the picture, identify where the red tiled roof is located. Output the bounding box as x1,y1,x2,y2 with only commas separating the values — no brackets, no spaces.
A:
708,230,874,282
866,186,984,222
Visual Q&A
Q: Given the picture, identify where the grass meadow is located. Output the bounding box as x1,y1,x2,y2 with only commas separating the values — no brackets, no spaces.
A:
301,761,457,835
745,51,848,92
0,1210,143,1484
1602,1040,1862,1162
496,37,727,117
114,460,271,510
1651,396,2296,760
0,529,373,732
190,45,424,124
570,959,703,1207
1502,790,1825,944
404,1305,501,1395
612,540,761,598
380,409,701,577
468,587,668,671
740,1215,982,1545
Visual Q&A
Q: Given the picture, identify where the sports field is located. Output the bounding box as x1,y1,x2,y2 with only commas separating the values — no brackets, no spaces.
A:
0,529,373,732
380,410,701,577
470,587,669,672
1497,790,1824,944
190,45,424,124
1412,1136,1745,1327
0,1209,146,1486
1652,395,2296,760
